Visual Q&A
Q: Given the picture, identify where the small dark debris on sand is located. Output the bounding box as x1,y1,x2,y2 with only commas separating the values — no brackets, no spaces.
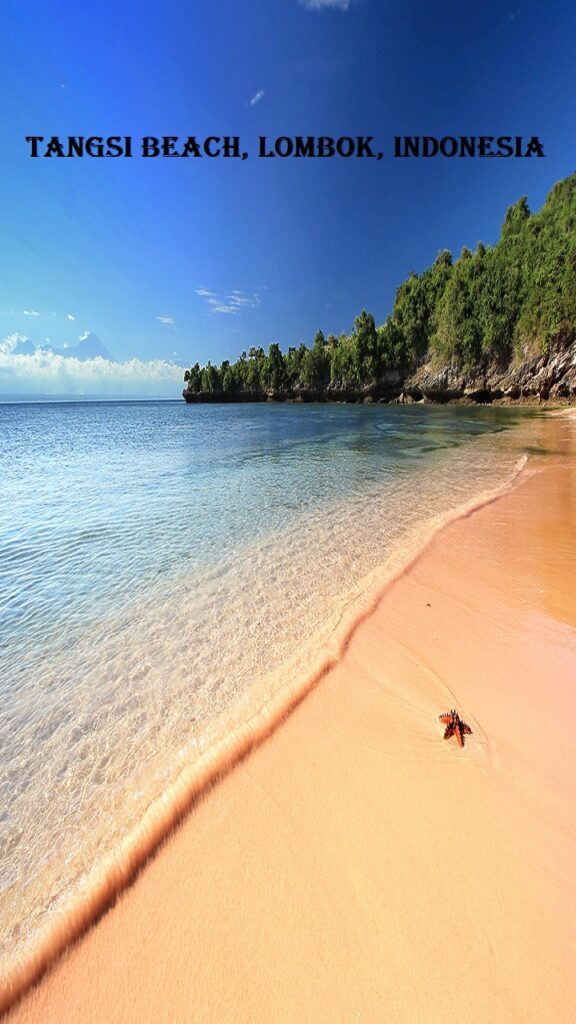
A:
439,709,472,748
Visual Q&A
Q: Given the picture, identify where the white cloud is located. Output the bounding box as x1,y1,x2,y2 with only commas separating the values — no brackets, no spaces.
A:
196,287,261,316
300,0,351,9
67,313,75,320
227,291,260,308
0,332,29,353
23,309,40,317
0,344,185,397
250,89,265,106
78,330,91,341
156,315,175,325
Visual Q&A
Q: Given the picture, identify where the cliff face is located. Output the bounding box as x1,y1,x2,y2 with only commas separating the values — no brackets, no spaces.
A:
400,342,576,405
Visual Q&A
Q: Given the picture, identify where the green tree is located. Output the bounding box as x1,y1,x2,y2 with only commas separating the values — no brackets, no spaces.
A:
265,343,286,391
352,311,380,383
200,361,220,392
301,330,329,389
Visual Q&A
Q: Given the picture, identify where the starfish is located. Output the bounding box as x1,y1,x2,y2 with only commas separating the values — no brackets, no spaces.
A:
439,709,472,748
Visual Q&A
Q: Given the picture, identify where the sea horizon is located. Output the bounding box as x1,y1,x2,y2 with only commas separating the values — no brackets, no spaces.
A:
0,396,184,405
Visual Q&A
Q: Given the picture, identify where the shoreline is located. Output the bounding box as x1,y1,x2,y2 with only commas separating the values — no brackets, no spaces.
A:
182,390,575,407
5,412,576,1022
0,431,530,1014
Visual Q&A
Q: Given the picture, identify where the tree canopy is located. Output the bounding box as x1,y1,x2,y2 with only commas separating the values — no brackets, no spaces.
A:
184,172,576,398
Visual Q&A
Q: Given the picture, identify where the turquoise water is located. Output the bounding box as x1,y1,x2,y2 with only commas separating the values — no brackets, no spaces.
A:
0,400,539,977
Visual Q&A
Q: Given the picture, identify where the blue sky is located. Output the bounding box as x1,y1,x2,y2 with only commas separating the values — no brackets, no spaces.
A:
1,0,575,395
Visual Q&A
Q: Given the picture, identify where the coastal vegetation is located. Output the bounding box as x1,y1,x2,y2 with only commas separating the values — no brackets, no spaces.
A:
183,172,576,403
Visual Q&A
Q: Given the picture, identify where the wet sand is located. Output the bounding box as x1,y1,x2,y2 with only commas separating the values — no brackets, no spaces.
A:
6,414,576,1024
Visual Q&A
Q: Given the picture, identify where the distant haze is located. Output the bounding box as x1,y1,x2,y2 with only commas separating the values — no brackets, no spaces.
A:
0,332,185,398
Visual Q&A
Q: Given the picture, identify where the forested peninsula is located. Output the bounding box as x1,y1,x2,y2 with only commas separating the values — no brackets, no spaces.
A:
183,173,576,405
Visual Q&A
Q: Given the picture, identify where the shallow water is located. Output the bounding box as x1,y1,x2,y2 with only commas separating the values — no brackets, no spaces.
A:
0,400,544,978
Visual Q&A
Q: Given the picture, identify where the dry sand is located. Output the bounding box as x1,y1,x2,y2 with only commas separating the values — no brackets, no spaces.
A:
6,414,576,1024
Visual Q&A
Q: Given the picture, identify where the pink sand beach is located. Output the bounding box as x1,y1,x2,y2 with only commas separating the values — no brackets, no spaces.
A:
5,412,576,1024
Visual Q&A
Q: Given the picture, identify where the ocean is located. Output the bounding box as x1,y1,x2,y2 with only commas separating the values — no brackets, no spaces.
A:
0,399,543,983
